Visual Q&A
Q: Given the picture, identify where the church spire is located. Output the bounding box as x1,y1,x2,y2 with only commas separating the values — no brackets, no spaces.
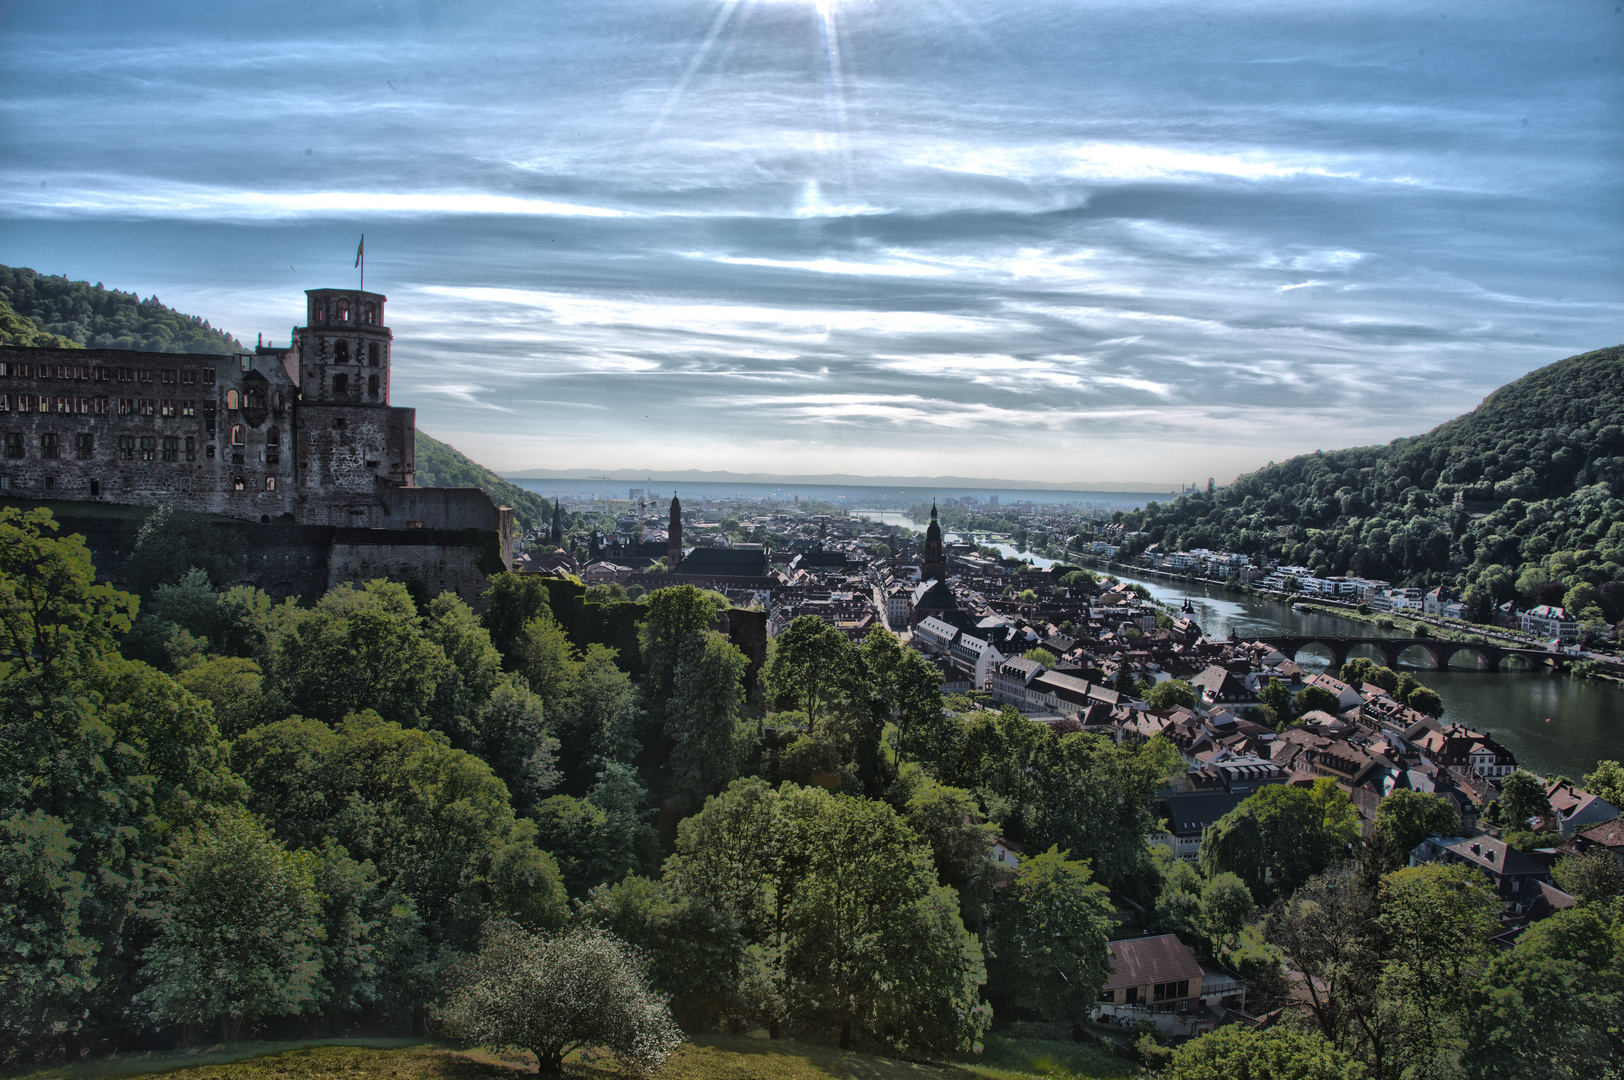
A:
923,500,945,583
668,492,683,569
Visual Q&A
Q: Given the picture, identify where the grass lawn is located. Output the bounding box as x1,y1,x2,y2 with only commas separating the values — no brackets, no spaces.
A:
7,1034,1135,1080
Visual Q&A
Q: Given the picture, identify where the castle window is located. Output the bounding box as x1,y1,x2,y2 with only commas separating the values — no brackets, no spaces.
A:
0,477,9,491
161,437,179,462
181,400,195,418
246,388,264,409
185,436,196,461
231,424,245,446
0,394,8,411
240,356,250,373
333,374,349,394
138,369,154,384
207,445,215,459
119,398,133,415
5,433,22,458
41,434,59,459
39,366,53,380
76,433,93,460
161,400,176,418
56,396,71,413
122,477,131,492
266,426,280,447
77,366,89,380
14,363,32,377
94,367,109,382
118,436,134,460
363,303,376,325
265,476,276,491
181,369,196,386
368,374,379,397
57,365,72,379
139,436,156,461
181,477,190,493
118,368,132,382
233,477,245,491
335,340,349,363
272,391,283,410
337,300,351,323
226,389,240,410
202,368,215,386
312,300,324,322
368,341,379,365
0,363,8,377
139,399,154,417
161,369,176,385
76,397,90,414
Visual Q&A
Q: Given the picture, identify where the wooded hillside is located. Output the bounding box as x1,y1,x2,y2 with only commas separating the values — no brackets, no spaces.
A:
0,264,242,353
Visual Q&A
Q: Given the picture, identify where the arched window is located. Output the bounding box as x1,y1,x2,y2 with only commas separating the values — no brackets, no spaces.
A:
233,476,245,491
337,300,351,323
363,303,376,325
368,374,379,397
265,477,277,491
225,388,240,410
368,342,379,366
266,426,280,447
231,424,244,446
335,340,349,363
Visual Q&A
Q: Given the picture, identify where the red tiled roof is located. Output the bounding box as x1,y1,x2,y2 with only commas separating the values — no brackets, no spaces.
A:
1103,934,1205,990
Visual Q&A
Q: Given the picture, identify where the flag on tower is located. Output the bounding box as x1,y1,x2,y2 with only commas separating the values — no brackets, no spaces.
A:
355,235,364,268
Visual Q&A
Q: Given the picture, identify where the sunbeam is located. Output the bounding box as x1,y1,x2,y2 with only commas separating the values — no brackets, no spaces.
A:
645,0,744,138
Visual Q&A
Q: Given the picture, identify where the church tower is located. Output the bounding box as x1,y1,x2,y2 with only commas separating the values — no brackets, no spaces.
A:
550,498,564,544
668,493,683,568
923,501,947,582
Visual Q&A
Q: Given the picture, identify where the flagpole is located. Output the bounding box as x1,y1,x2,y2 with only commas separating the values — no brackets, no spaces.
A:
356,234,365,291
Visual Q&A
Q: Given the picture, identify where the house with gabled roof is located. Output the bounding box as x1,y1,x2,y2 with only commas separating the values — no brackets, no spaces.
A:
1092,934,1245,1036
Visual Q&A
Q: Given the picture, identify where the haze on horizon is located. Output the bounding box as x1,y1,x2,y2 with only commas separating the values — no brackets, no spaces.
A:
1,0,1618,485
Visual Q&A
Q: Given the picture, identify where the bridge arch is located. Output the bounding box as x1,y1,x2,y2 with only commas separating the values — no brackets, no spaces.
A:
1394,642,1446,670
1291,641,1345,669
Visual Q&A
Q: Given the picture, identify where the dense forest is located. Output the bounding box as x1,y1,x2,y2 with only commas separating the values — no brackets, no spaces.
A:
0,265,243,354
414,431,565,533
1117,346,1624,624
4,503,1620,1078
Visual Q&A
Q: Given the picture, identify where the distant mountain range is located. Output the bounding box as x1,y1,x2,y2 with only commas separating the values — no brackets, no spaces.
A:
500,468,1177,494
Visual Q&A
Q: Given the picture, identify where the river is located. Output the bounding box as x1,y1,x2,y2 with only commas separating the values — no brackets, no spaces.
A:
856,509,1622,780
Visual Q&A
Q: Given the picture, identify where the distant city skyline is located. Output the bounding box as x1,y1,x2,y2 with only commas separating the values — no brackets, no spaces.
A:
2,0,1619,483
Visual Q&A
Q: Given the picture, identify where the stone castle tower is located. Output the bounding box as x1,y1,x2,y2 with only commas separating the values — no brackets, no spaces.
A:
922,501,947,582
668,493,683,568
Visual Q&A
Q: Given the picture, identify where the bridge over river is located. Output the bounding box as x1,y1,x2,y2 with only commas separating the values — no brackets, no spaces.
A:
1258,635,1569,672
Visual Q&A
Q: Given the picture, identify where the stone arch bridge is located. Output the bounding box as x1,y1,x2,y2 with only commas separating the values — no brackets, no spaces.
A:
1259,635,1565,672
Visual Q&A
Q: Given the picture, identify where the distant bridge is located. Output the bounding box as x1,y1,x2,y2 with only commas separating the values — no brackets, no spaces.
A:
1257,635,1567,672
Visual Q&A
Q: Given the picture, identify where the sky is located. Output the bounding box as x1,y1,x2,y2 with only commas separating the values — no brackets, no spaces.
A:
1,0,1620,485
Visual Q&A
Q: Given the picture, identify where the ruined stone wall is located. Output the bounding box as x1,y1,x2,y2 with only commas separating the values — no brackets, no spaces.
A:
0,347,299,521
327,527,504,609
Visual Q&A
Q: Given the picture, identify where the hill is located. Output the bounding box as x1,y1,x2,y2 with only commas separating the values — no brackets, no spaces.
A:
1117,345,1624,624
0,264,242,353
415,430,557,533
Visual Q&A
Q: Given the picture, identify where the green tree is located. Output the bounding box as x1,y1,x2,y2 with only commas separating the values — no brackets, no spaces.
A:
1203,780,1360,902
1551,848,1624,902
1375,863,1500,1076
0,507,135,684
666,632,752,813
862,627,946,761
1403,685,1444,718
1022,646,1058,668
426,592,504,740
1199,871,1256,950
1462,899,1624,1080
512,611,579,722
1498,770,1553,831
1163,1026,1365,1080
551,644,641,794
1293,684,1344,718
1264,873,1384,1065
1340,658,1398,693
274,584,449,728
1144,679,1196,710
0,811,97,1061
1258,677,1293,724
989,846,1113,1020
483,573,556,663
638,586,727,719
440,921,684,1075
763,615,863,733
903,774,998,926
1582,759,1624,807
232,713,568,965
176,656,265,738
1368,790,1460,873
135,812,321,1043
474,679,560,814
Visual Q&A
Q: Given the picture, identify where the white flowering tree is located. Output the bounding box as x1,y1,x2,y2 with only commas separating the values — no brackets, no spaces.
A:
440,921,683,1075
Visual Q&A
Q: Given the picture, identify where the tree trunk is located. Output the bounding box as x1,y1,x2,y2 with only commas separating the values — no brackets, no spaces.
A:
535,1048,566,1074
768,1018,780,1040
839,1019,852,1050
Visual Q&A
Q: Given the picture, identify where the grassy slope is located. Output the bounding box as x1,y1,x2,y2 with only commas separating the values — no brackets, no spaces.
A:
10,1037,1133,1080
414,431,554,532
